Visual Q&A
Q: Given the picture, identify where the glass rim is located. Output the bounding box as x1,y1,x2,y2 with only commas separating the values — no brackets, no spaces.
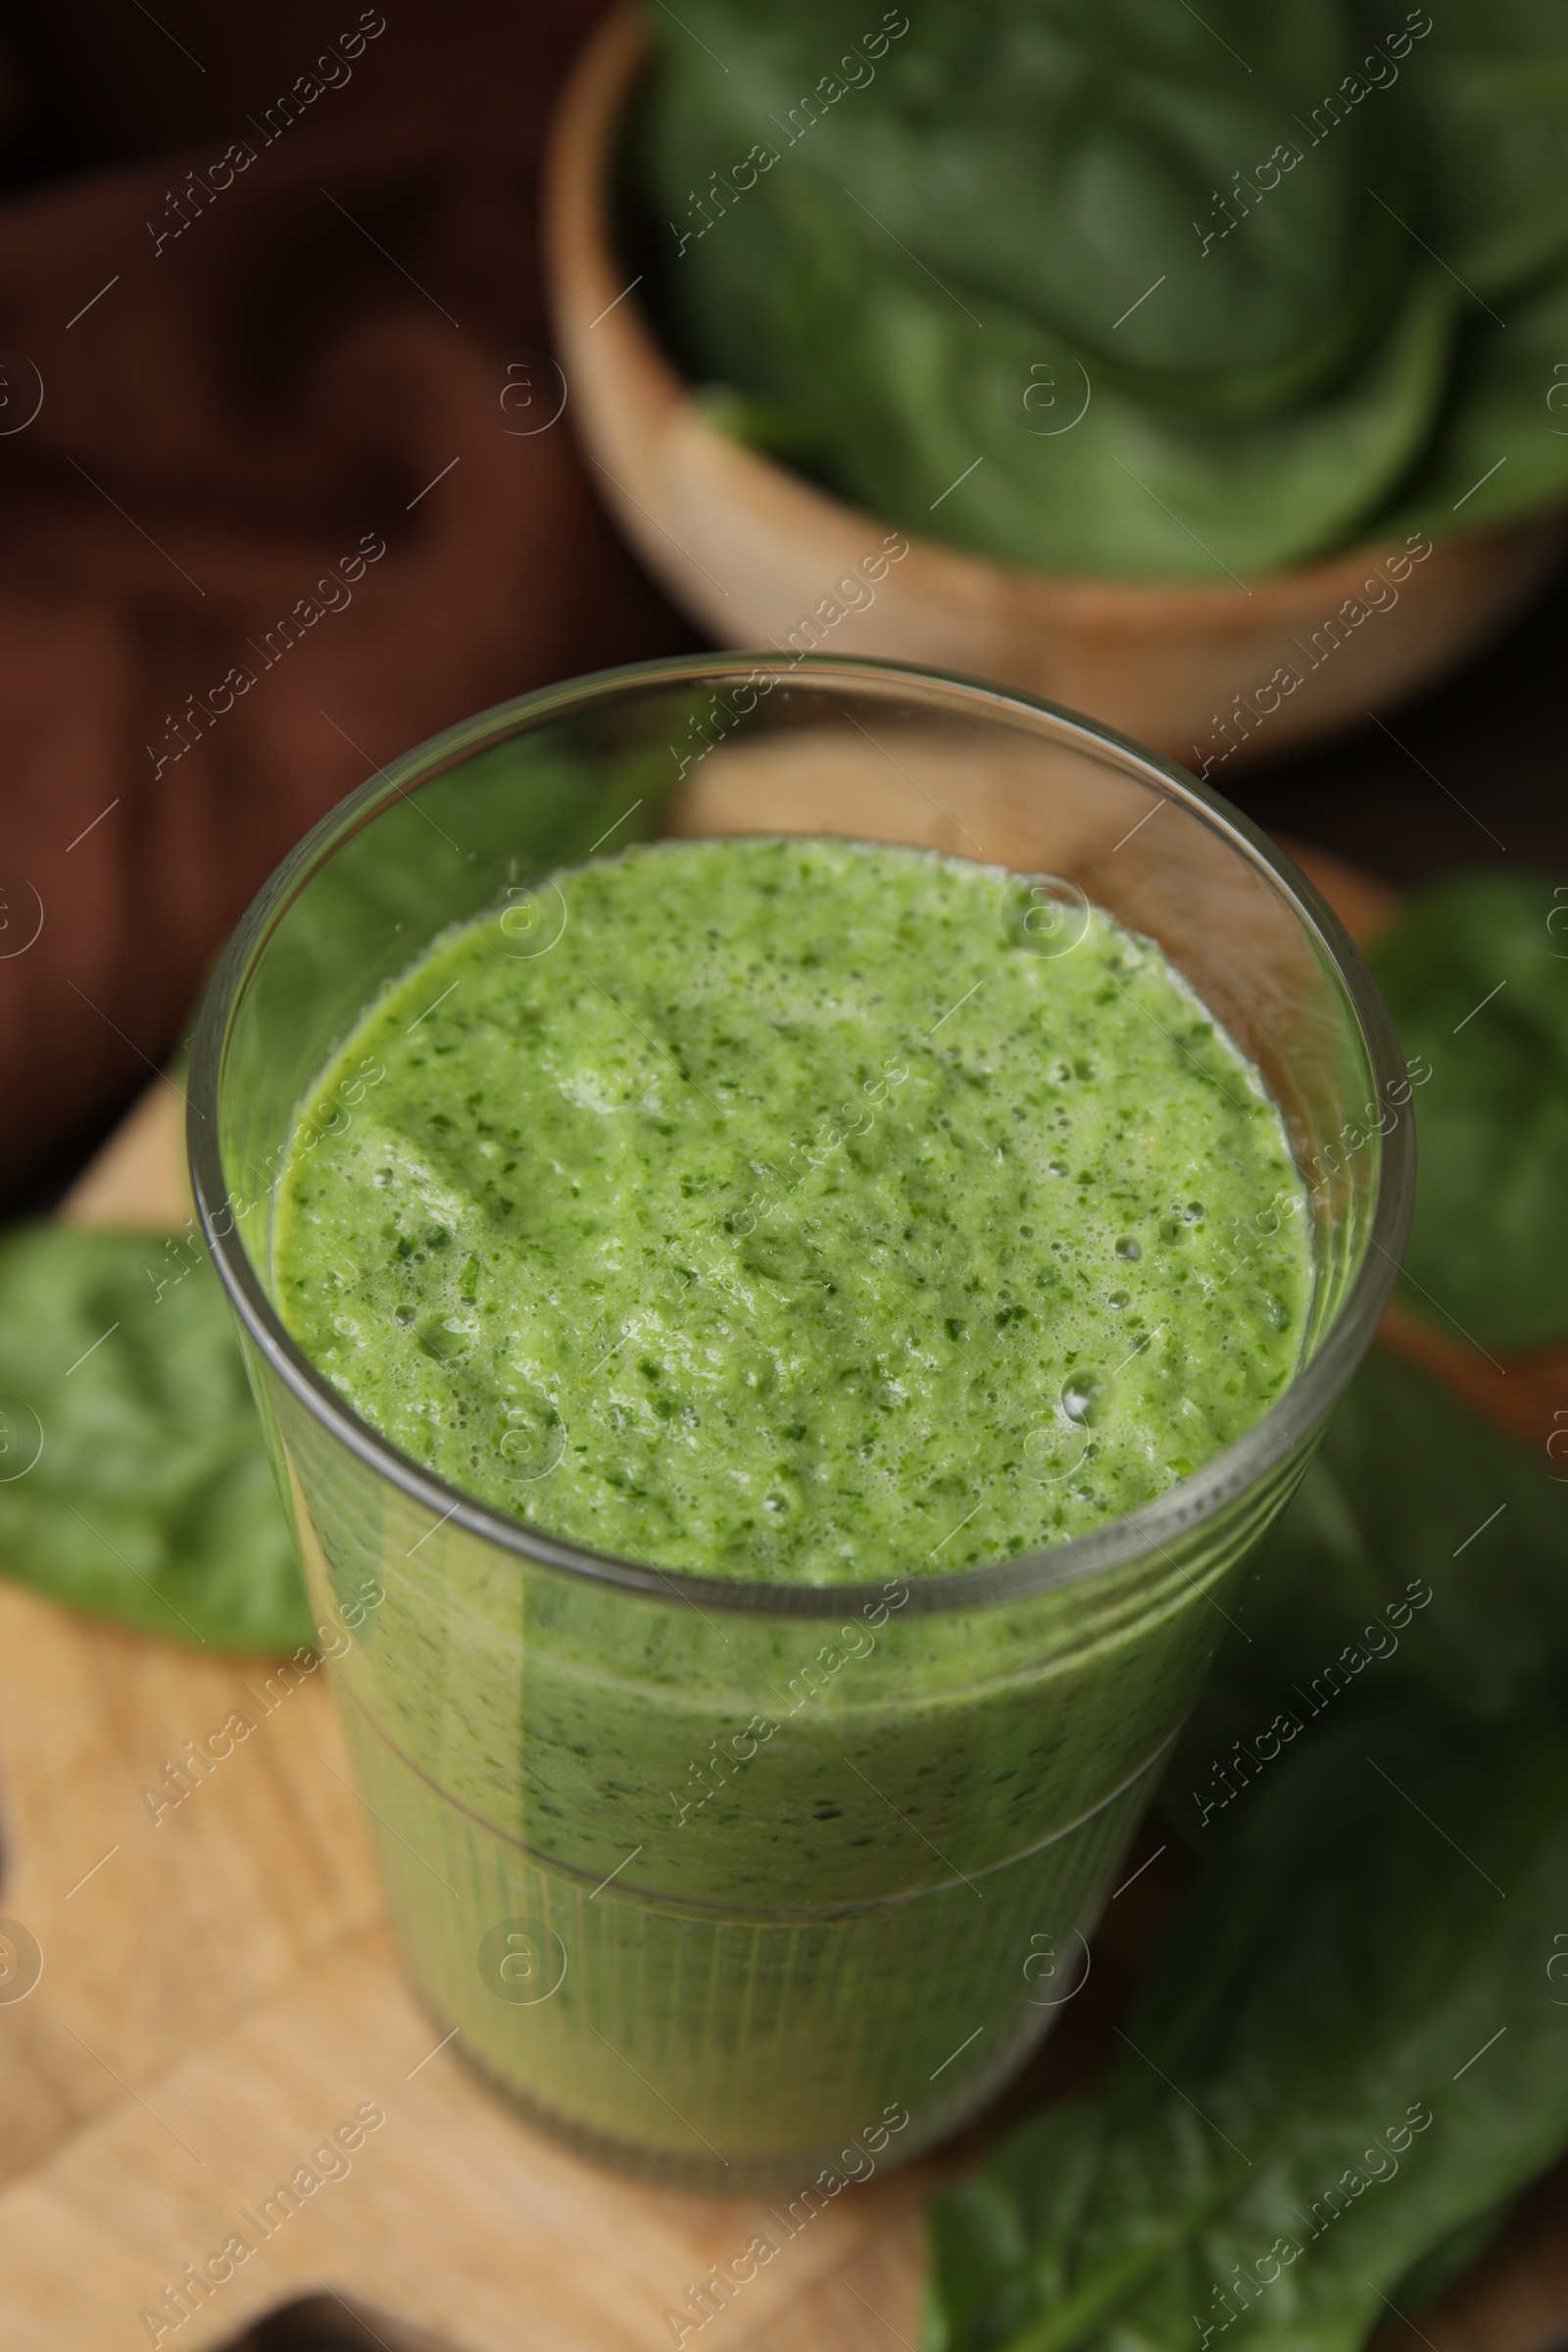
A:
188,651,1414,1620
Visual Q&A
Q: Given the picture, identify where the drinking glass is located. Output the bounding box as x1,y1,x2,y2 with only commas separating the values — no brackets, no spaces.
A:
189,655,1412,2191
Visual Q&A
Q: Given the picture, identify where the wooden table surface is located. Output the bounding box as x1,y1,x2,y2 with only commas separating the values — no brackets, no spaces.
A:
2,846,1566,2352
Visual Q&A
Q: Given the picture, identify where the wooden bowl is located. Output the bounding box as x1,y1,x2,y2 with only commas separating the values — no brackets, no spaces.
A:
543,9,1565,769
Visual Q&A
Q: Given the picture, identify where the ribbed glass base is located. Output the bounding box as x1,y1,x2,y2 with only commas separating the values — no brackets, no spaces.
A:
346,1705,1158,2189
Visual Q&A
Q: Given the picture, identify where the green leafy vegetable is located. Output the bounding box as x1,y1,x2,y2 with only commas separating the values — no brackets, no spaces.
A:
1380,271,1568,535
926,1709,1568,2352
712,177,1457,576
1164,1349,1568,1838
629,0,1568,577
635,0,1405,410
0,1224,310,1651
1411,0,1568,299
1367,871,1568,1351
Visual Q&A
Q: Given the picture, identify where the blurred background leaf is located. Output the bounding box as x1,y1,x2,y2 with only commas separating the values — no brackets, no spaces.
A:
0,1224,310,1651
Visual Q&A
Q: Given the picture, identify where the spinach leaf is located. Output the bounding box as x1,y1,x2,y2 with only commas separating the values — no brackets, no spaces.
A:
927,1708,1568,2352
629,0,1568,577
1164,1348,1568,1842
697,169,1457,578
1379,272,1568,537
633,0,1402,413
0,1224,311,1652
1393,0,1568,299
1367,872,1568,1351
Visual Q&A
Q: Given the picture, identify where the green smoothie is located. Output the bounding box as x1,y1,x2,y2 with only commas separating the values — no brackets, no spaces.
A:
270,835,1312,2181
277,836,1306,1576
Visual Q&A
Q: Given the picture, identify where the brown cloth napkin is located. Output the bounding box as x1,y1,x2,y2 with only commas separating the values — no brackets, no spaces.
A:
0,0,692,1208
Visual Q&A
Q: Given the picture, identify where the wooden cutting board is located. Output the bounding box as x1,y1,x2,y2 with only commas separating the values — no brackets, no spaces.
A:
1,848,1566,2352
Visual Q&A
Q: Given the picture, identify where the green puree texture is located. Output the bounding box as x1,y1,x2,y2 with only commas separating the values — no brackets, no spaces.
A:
275,837,1309,1581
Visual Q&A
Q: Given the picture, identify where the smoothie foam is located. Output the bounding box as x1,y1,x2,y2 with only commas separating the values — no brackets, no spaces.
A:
276,836,1308,1581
